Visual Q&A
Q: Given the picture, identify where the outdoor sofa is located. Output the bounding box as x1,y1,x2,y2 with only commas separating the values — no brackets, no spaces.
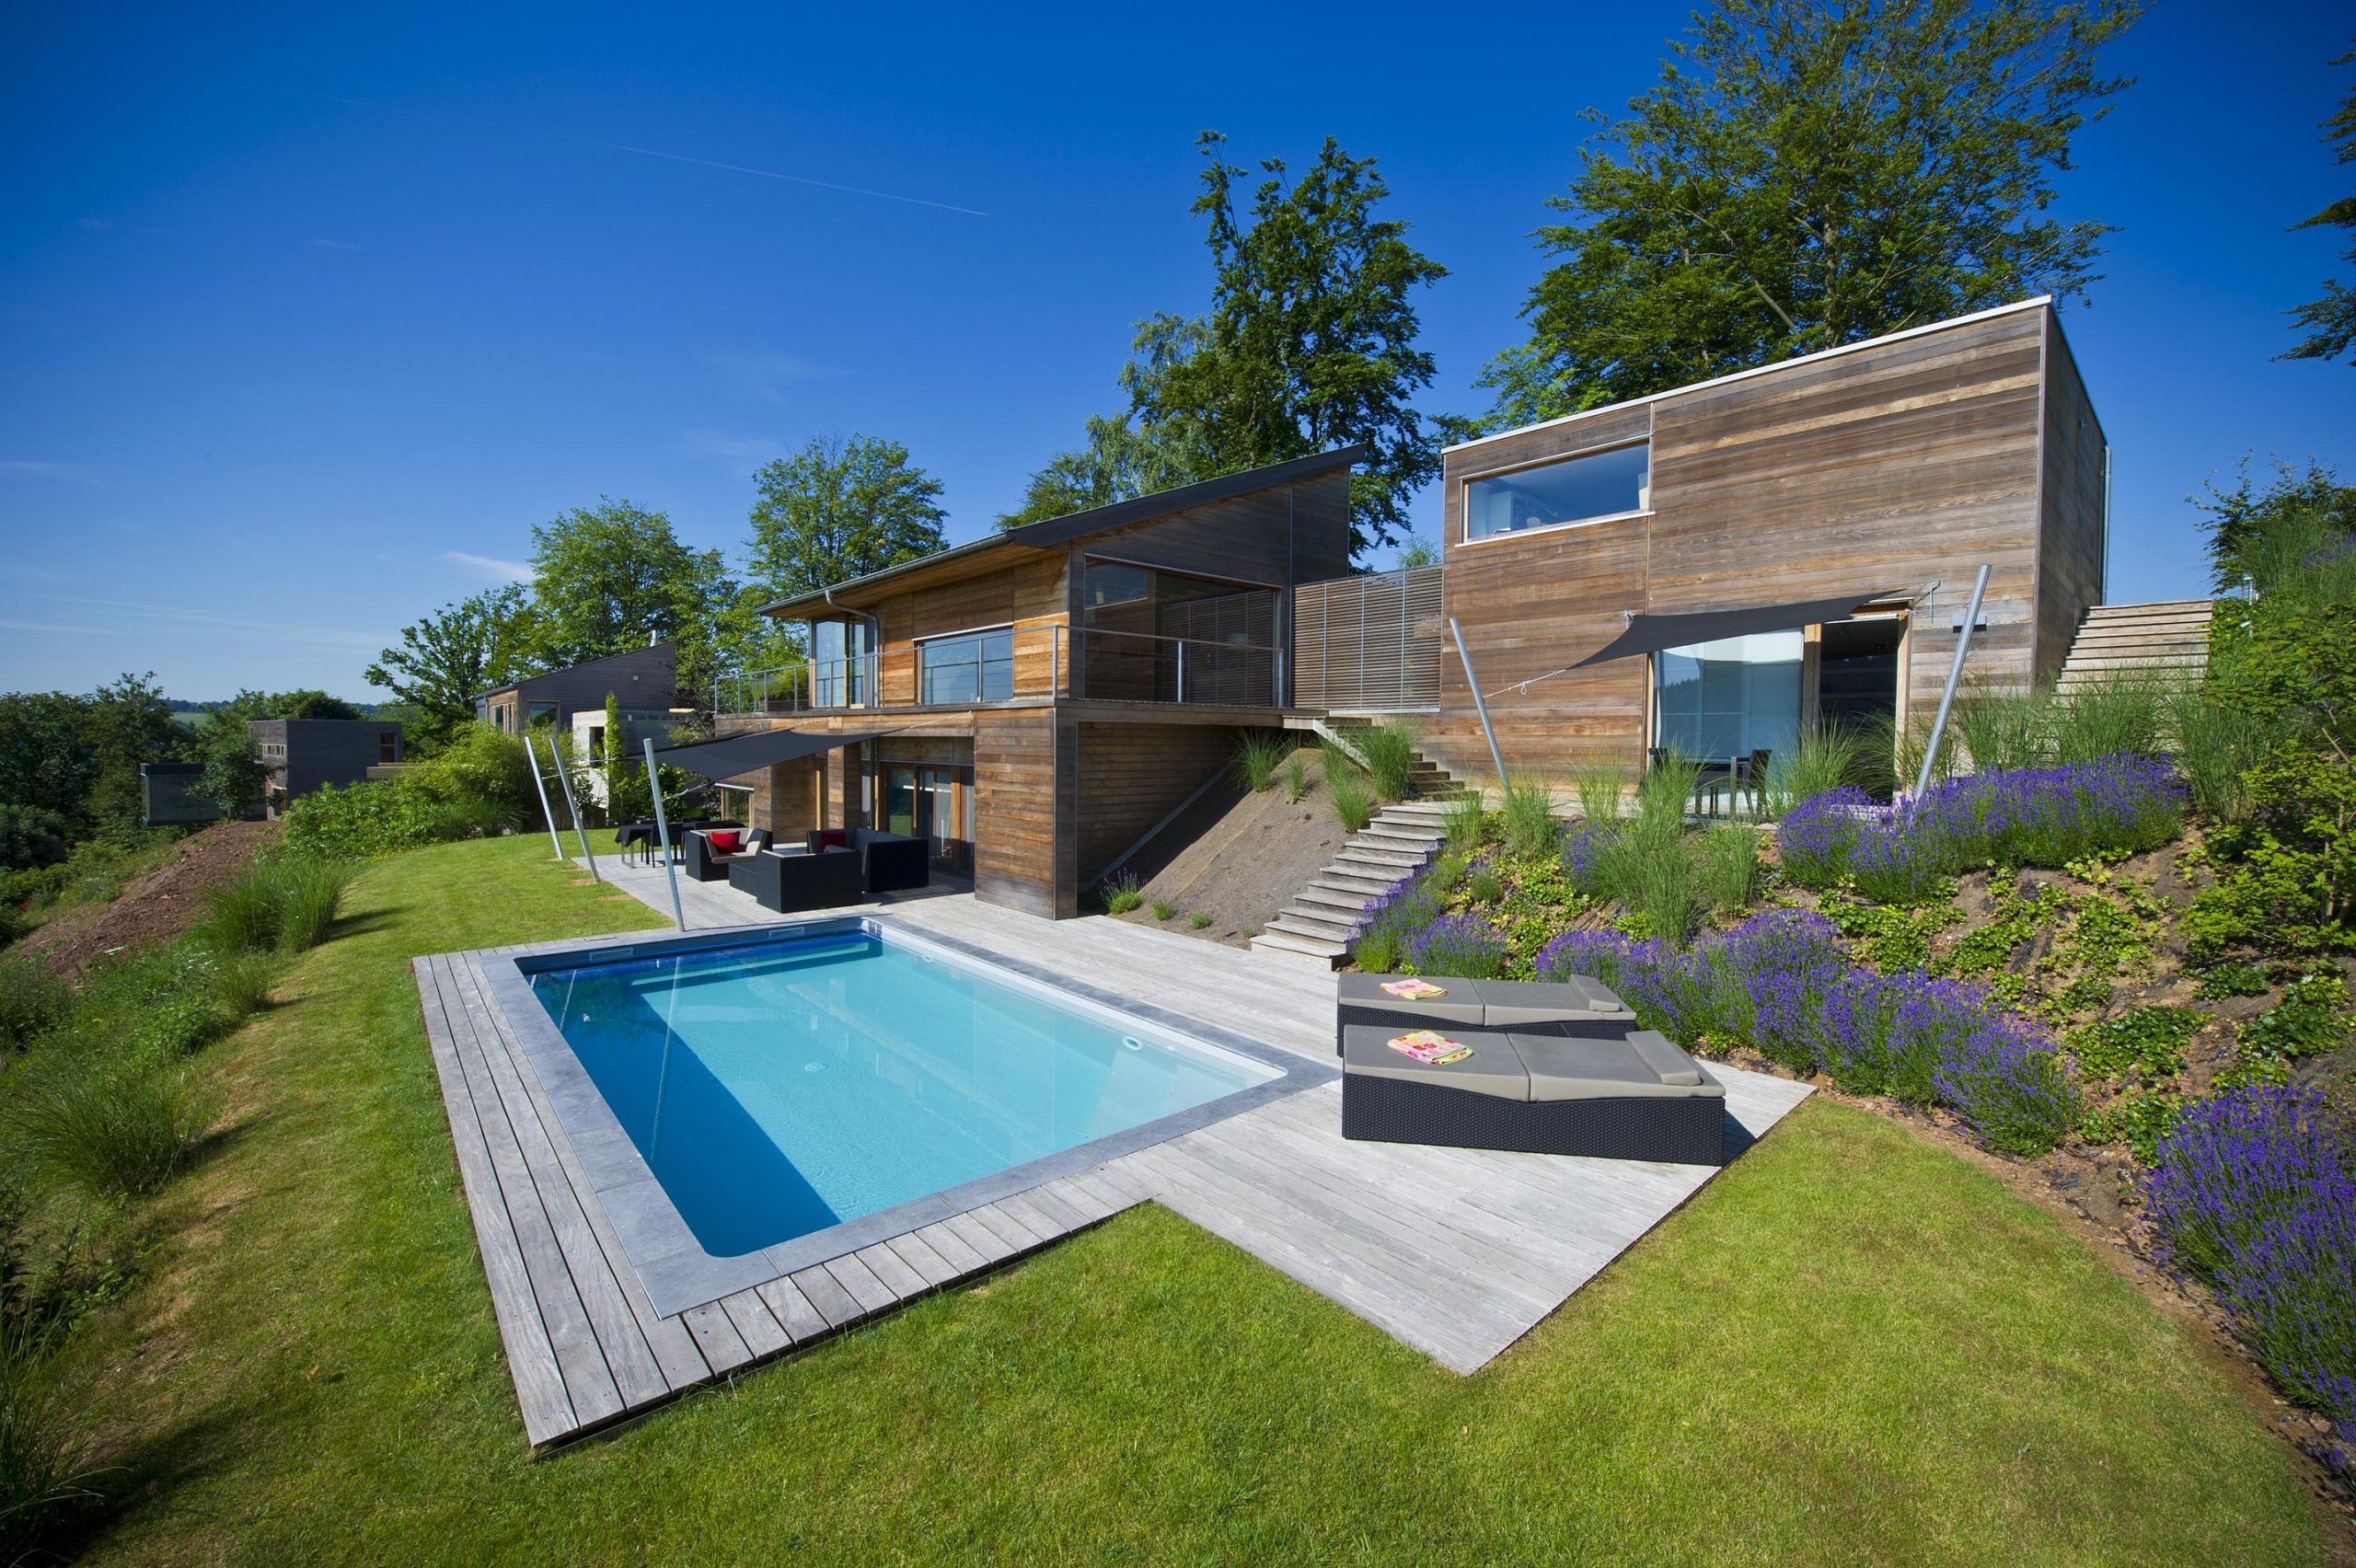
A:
727,845,864,914
683,827,770,882
805,827,930,894
1339,1021,1728,1165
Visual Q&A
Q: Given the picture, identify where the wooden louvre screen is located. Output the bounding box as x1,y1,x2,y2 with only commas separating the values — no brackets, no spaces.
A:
1293,565,1444,712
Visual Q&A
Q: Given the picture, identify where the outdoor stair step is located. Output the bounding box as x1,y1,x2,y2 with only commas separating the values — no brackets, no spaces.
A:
1354,828,1439,852
1295,884,1376,914
1312,870,1402,897
1379,801,1455,819
1249,929,1349,968
1336,844,1427,868
1362,817,1443,839
1269,910,1359,942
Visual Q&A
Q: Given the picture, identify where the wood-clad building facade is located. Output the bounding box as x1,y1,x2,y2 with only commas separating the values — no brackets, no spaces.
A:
715,450,1357,918
1425,299,2108,783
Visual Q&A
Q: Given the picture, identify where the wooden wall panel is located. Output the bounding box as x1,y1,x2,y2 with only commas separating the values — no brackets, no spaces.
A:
2033,317,2108,683
1084,470,1353,589
1429,306,2062,784
860,555,1070,705
974,709,1070,917
1073,723,1238,882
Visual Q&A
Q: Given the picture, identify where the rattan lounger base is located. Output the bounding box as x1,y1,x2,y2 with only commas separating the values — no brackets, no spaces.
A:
1340,1072,1728,1166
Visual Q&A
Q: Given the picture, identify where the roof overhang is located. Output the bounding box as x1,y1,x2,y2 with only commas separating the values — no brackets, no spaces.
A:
757,446,1366,620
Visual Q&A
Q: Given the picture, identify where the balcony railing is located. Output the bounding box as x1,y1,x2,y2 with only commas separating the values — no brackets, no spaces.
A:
714,625,1285,716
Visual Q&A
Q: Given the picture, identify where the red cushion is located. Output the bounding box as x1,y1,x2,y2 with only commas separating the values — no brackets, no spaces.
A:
814,829,849,850
707,830,742,854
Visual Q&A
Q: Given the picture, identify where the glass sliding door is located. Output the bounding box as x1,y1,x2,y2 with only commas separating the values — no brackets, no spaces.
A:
812,618,872,708
1654,631,1804,766
870,763,974,876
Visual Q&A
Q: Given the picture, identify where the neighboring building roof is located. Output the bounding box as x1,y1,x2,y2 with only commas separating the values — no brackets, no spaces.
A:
473,640,678,702
756,445,1368,619
1447,296,2057,455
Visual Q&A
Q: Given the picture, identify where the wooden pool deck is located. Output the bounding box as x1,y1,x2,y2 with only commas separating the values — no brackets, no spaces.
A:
416,856,1811,1446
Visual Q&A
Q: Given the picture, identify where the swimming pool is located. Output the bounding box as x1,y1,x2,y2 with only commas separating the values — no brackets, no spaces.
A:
525,923,1284,1259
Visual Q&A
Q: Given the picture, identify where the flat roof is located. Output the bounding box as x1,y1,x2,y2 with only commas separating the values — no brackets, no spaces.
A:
1446,296,2055,455
758,445,1365,619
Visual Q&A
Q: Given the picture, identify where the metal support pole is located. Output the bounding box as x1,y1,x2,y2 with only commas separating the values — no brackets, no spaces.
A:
1448,617,1510,790
1911,562,1992,803
643,737,685,931
525,734,565,860
546,732,600,882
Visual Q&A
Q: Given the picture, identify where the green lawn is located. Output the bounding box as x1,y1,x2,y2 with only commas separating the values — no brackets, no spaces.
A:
55,836,2335,1563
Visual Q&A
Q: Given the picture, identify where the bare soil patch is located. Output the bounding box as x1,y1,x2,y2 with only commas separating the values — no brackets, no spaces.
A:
21,821,280,980
1110,751,1354,948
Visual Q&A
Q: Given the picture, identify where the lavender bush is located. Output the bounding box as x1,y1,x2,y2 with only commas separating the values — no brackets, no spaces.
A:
1536,909,2080,1155
1780,755,2185,900
2146,1087,2356,1475
1407,914,1508,979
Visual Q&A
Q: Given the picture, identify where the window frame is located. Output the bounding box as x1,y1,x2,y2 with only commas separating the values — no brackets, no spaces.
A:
1456,439,1654,548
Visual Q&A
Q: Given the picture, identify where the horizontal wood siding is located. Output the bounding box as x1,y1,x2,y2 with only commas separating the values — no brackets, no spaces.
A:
1074,723,1239,882
974,709,1069,917
864,555,1069,705
1079,469,1353,590
2033,317,2108,684
1431,306,2059,782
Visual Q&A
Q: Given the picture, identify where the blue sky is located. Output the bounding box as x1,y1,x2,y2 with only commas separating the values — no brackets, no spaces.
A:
4,1,2352,701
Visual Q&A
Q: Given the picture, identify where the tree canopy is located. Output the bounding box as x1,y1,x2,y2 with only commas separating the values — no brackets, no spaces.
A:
364,585,533,753
1482,0,2140,426
996,412,1211,530
0,673,182,859
527,500,725,670
745,435,949,598
1120,133,1449,556
2284,43,2356,365
189,688,366,816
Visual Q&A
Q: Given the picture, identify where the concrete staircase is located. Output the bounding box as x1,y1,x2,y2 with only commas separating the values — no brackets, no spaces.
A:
1250,800,1454,968
2056,599,2213,694
1314,716,1468,800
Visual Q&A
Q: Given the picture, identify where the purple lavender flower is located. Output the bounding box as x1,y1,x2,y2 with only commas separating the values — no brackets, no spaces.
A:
1408,914,1508,980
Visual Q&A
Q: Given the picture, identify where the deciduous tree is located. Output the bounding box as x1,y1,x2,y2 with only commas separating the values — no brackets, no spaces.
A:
1482,0,2140,425
2284,43,2356,365
745,435,949,598
365,585,533,753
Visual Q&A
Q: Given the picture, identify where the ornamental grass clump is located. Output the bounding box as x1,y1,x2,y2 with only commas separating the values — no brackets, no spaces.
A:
2145,1087,2356,1473
1406,914,1507,980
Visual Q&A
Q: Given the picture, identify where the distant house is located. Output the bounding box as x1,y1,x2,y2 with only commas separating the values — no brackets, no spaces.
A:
248,719,403,819
572,704,686,810
476,642,679,735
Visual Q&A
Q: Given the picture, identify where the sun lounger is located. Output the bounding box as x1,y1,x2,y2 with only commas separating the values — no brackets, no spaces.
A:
1334,972,1634,1056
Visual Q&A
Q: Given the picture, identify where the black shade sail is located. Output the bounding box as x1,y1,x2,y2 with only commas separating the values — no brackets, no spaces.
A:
648,728,887,779
1570,591,1907,669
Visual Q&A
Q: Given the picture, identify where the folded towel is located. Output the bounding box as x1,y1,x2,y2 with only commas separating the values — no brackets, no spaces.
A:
1379,978,1449,1000
1387,1030,1472,1066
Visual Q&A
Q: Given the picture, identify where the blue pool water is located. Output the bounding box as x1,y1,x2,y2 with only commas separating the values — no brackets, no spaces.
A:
527,929,1278,1256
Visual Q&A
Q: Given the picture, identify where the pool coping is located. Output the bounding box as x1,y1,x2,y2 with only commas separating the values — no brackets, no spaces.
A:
476,915,1335,1320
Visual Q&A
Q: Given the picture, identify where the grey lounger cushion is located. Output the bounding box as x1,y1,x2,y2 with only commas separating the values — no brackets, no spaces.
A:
1472,976,1634,1025
1626,1029,1703,1087
1339,1024,1529,1101
1336,972,1487,1027
1509,1033,1726,1101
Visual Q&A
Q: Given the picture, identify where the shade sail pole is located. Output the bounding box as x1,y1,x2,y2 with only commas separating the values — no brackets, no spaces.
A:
546,733,600,883
1449,617,1510,790
525,734,565,860
1911,562,1992,803
643,736,685,931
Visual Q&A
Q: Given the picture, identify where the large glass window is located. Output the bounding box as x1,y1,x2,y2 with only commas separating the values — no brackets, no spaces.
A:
811,618,872,707
918,628,1015,704
1464,443,1650,540
1654,632,1803,764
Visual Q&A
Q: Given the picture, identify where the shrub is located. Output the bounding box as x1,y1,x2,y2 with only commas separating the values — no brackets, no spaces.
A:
281,721,532,860
2187,751,2356,961
204,858,352,954
1352,874,1446,974
2079,1089,2186,1163
1498,778,1559,862
1442,794,1484,851
1188,912,1212,929
1329,770,1373,835
1232,731,1287,792
1467,867,1504,905
0,957,69,1050
2049,668,2174,766
2238,972,2350,1063
1572,761,1624,825
2145,1086,2356,1467
1283,752,1308,804
2164,687,2284,823
1933,1024,2085,1155
0,1319,101,1566
209,951,282,1017
2068,1005,2206,1083
1355,722,1419,801
0,805,69,876
1621,843,1700,942
1316,734,1358,791
1693,826,1761,917
6,1050,214,1198
1103,872,1142,915
1756,725,1871,821
1407,915,1507,979
1150,898,1175,921
2195,962,2272,999
1949,687,2047,775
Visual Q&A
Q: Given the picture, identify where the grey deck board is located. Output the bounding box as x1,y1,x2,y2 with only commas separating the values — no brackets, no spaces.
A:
422,870,1814,1444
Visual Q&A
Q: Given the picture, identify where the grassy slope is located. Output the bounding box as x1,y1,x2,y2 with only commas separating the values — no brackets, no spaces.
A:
61,836,2330,1564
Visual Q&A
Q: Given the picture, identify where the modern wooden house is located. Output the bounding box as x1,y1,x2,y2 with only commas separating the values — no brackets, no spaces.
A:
248,718,403,819
708,297,2114,923
713,449,1355,917
477,641,680,735
1418,296,2107,782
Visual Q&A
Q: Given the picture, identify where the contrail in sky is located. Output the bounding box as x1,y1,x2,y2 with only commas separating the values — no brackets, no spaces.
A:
319,95,988,217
